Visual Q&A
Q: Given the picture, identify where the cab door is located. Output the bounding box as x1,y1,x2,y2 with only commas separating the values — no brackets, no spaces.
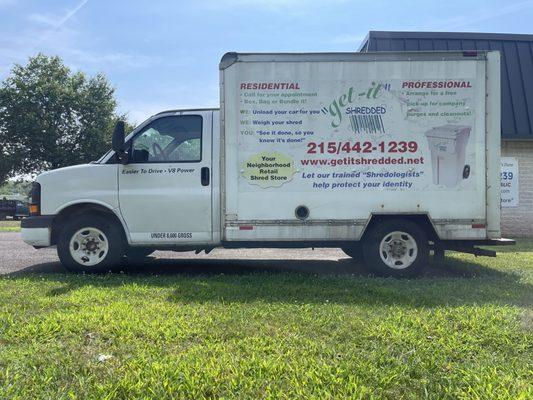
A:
118,111,212,244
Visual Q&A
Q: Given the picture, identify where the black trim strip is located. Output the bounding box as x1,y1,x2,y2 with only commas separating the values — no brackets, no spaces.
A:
21,215,54,229
440,238,516,246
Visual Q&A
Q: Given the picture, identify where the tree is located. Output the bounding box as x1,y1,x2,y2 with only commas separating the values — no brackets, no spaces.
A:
0,180,32,197
0,54,124,184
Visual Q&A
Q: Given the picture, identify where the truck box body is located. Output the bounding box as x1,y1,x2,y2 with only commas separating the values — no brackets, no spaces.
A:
219,52,501,242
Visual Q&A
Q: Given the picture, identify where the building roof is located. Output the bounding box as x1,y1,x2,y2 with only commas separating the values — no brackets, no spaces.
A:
359,31,533,140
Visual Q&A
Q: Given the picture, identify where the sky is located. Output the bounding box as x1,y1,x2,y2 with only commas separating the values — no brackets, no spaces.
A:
0,0,532,124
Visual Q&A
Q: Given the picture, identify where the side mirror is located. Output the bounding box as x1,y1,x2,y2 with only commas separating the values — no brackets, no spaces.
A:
112,120,125,151
112,121,129,164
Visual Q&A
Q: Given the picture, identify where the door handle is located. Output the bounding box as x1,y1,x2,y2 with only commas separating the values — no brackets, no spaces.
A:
201,167,210,186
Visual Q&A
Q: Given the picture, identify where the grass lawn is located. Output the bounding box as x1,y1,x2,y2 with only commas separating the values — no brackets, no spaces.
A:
0,243,532,399
0,221,20,232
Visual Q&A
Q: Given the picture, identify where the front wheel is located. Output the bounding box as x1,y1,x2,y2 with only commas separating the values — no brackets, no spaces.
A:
362,219,429,278
57,215,125,273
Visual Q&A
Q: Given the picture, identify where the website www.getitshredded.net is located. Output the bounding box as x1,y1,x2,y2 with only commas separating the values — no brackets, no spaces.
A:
300,155,425,167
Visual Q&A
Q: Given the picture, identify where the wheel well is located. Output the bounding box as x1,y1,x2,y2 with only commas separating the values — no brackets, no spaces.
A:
361,214,438,241
51,203,126,245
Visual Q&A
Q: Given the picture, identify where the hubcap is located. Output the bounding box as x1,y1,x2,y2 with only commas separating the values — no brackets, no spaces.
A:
69,227,109,266
379,231,418,269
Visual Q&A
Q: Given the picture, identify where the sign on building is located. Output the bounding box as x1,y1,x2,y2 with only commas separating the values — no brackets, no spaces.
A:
501,157,519,207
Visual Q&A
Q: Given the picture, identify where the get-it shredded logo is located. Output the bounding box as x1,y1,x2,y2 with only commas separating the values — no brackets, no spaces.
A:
322,82,390,128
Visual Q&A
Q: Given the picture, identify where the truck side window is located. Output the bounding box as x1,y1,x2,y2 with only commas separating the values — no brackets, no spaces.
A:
130,115,202,163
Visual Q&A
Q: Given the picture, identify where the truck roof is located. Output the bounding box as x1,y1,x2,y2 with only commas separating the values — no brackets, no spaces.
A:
219,51,493,69
155,108,219,115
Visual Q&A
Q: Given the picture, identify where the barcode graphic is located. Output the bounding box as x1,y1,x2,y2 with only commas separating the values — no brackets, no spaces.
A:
349,115,385,134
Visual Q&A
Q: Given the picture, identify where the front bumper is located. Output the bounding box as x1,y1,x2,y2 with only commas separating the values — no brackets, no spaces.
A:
20,215,54,247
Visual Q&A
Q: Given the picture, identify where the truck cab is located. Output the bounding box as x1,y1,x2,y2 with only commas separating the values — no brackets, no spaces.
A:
22,109,221,269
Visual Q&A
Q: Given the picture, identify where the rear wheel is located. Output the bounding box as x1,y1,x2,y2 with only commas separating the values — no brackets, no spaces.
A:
57,215,125,273
362,219,429,278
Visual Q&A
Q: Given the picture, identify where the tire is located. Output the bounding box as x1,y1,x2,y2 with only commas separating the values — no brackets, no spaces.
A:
362,219,429,278
341,243,363,260
0,213,7,221
57,214,126,273
125,247,155,260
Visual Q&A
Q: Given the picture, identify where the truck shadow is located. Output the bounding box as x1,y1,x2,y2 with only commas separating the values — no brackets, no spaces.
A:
7,255,533,308
8,254,516,278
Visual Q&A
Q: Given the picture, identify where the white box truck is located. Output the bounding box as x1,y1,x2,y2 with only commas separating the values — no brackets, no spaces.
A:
21,51,513,277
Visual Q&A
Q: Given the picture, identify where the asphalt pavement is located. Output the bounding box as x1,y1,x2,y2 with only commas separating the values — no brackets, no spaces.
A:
0,231,362,276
